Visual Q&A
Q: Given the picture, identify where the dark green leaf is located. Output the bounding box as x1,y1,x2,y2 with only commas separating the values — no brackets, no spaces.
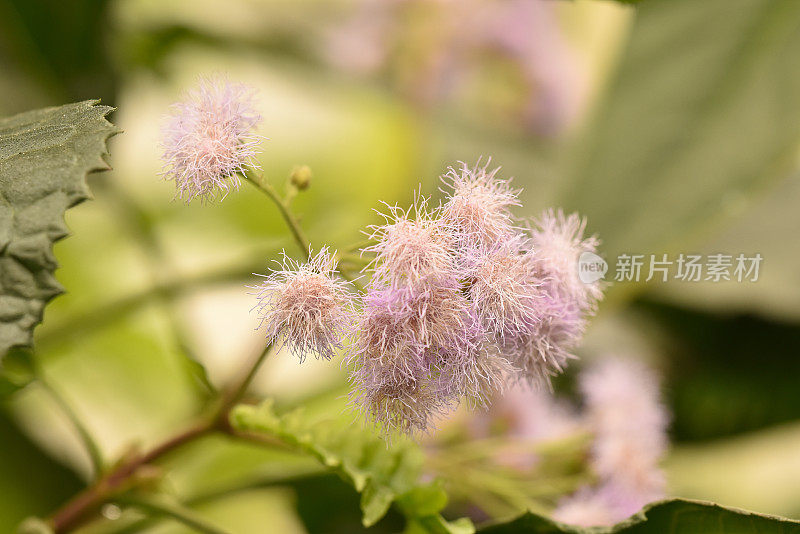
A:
0,100,119,359
477,499,800,533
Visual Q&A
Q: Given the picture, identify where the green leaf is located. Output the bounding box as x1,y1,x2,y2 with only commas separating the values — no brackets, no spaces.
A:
559,0,800,300
0,409,83,531
230,401,473,532
476,499,800,533
399,484,476,534
0,100,119,359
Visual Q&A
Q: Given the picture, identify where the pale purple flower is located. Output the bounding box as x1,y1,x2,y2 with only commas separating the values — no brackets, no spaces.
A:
251,247,355,361
364,198,456,285
347,282,431,388
348,275,477,433
554,358,668,526
580,358,668,500
161,76,262,203
439,160,521,255
530,209,603,312
352,376,445,436
505,296,586,388
467,237,540,340
499,209,603,387
437,345,513,408
346,163,608,435
552,486,618,527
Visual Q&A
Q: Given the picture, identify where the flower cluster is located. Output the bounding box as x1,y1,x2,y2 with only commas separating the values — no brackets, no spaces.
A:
160,77,262,203
346,161,604,434
250,247,356,362
246,158,603,435
553,358,669,526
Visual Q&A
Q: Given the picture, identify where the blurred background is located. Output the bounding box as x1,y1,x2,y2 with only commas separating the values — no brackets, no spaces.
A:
1,0,800,532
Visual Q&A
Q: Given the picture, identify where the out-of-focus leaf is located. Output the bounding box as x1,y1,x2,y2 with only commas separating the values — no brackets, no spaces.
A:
0,0,117,113
230,401,472,532
667,421,800,519
0,100,119,359
648,173,800,321
477,499,800,533
0,410,83,534
635,299,800,441
560,0,800,302
16,517,53,534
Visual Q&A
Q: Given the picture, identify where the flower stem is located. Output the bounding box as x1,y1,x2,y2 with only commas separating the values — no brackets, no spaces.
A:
114,495,231,534
47,342,275,533
48,420,214,533
244,171,311,260
216,343,273,423
36,369,105,478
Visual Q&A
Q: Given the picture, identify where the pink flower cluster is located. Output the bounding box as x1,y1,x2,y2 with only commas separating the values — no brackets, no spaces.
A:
553,358,669,526
249,160,603,436
160,77,262,203
347,161,604,434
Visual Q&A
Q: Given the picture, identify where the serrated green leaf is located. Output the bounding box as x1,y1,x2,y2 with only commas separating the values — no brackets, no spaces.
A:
230,401,472,532
477,499,800,533
0,100,119,358
559,0,800,303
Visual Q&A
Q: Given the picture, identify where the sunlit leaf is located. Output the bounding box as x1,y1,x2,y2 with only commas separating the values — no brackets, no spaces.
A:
230,401,473,532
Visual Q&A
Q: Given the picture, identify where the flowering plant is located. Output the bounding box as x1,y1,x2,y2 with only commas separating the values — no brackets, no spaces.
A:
2,1,800,532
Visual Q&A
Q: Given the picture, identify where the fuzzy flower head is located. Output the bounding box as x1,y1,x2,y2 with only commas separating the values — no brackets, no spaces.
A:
530,209,603,311
467,237,541,340
364,198,455,284
348,276,479,430
440,160,521,253
506,295,586,388
580,358,668,506
352,376,445,436
437,346,514,408
251,247,355,361
161,76,262,203
347,283,431,387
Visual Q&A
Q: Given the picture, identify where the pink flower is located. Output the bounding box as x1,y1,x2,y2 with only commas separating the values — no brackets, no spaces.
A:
505,295,585,388
439,160,521,256
467,237,540,340
530,209,603,312
554,358,669,526
580,358,668,500
351,376,445,436
251,248,356,361
552,486,618,527
502,209,604,387
364,198,456,285
161,76,262,203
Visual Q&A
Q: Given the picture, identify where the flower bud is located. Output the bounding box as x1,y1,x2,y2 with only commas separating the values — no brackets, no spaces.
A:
290,165,313,190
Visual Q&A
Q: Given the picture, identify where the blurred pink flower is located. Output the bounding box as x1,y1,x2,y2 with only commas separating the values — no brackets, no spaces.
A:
323,0,585,134
554,358,669,526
